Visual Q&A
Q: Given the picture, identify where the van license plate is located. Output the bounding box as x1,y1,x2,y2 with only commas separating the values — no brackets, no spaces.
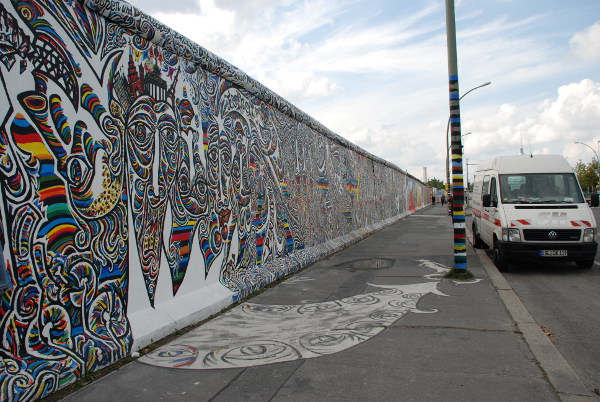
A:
539,250,567,257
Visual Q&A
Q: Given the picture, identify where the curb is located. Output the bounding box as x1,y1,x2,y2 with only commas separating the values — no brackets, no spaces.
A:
465,225,597,401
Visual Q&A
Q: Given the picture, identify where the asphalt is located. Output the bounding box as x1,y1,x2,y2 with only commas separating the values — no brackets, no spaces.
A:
62,204,598,401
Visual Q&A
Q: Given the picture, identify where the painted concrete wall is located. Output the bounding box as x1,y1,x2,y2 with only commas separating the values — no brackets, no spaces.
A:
0,0,429,399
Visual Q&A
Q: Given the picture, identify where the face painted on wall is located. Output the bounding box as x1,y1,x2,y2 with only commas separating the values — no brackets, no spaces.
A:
125,95,180,305
200,87,242,278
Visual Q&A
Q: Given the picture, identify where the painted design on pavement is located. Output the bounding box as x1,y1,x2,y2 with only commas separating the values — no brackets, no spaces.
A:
139,260,477,369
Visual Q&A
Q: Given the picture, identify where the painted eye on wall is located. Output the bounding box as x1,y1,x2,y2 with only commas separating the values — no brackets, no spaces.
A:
66,155,92,187
178,174,190,194
207,146,218,164
220,144,232,173
135,122,149,139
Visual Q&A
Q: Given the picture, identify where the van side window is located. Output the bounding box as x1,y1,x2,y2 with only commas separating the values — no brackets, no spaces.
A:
482,175,490,200
472,175,479,195
490,177,498,204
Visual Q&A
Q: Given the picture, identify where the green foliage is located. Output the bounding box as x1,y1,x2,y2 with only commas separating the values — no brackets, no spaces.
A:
574,159,599,190
443,269,475,280
427,177,445,189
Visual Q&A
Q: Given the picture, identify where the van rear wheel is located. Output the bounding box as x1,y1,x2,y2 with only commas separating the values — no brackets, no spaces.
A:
472,222,485,249
493,240,510,272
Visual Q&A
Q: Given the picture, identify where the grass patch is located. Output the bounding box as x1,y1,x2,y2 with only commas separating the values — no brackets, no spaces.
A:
443,268,475,280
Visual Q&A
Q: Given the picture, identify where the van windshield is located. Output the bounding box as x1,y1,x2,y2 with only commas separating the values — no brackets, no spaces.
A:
499,173,584,204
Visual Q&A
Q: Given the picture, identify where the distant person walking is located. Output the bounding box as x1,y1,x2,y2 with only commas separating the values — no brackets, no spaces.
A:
431,195,436,205
441,195,446,205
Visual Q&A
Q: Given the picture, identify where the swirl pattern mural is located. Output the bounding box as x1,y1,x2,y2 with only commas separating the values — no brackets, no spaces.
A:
140,279,448,370
0,0,429,400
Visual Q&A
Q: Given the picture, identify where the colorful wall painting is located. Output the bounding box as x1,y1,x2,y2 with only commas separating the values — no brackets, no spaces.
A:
0,0,429,400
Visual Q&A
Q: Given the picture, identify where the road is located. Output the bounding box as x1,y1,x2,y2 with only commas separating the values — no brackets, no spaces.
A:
473,208,600,395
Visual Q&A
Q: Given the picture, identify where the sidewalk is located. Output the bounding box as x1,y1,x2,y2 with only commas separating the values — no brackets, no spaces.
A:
63,205,585,401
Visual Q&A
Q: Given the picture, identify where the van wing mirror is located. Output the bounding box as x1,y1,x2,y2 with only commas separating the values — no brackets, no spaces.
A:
482,194,496,208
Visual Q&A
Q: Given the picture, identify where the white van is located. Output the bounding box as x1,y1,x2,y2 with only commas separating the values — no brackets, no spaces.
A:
471,154,597,271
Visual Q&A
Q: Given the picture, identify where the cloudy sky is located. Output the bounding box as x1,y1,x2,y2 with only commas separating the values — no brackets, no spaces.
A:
125,0,600,184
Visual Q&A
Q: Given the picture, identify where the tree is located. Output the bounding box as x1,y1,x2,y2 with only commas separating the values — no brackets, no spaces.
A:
427,178,445,190
574,159,599,192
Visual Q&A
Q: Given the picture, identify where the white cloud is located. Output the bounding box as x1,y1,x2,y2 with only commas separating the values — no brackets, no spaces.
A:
570,22,600,61
532,79,600,142
148,1,236,52
458,79,600,167
457,14,563,91
139,0,346,102
270,69,338,100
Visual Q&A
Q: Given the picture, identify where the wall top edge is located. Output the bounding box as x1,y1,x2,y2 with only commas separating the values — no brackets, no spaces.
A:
82,0,423,181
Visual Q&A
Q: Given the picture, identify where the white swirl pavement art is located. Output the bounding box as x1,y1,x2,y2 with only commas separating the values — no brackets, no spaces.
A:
417,259,450,278
139,260,475,369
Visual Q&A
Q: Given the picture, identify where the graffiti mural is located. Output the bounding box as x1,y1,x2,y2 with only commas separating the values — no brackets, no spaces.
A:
0,0,429,400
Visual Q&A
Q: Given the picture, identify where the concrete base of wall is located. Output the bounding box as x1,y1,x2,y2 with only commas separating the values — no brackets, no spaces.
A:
128,209,416,353
129,282,234,352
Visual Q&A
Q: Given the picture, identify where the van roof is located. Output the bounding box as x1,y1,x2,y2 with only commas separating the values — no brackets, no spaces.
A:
475,155,574,174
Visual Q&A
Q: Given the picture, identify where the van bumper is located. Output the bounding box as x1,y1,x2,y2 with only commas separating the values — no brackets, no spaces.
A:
496,241,598,261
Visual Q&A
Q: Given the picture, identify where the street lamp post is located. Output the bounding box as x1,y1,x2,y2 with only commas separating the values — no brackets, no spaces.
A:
445,0,470,272
447,132,472,190
447,132,472,152
574,141,599,161
445,0,492,272
445,84,490,191
453,134,474,207
465,159,480,206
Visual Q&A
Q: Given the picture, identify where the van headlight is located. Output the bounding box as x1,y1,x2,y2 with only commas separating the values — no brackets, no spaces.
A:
508,228,521,242
583,228,596,243
502,228,521,242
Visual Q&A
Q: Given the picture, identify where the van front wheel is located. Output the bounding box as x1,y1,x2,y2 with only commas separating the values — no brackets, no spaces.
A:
493,241,510,272
576,260,594,269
